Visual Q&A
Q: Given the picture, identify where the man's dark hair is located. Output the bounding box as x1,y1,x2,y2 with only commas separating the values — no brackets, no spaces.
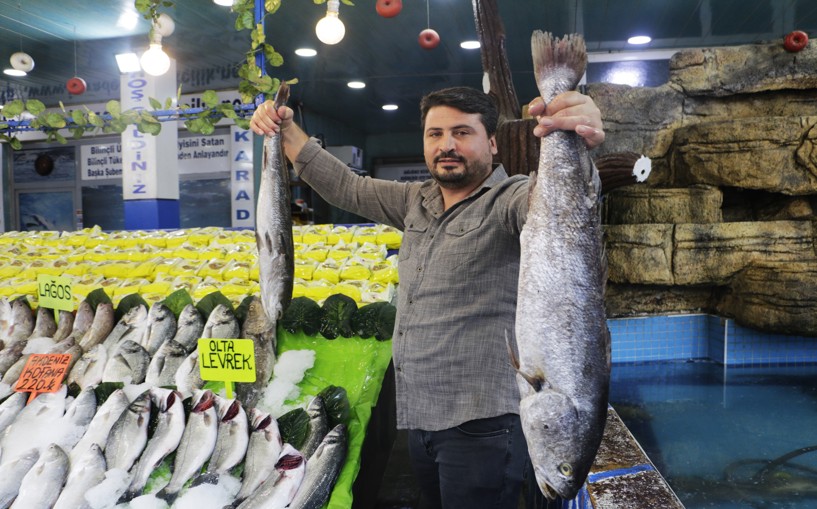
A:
420,87,499,137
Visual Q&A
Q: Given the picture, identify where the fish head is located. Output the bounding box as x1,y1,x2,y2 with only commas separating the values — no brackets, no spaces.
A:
179,304,202,326
519,389,591,500
10,296,34,329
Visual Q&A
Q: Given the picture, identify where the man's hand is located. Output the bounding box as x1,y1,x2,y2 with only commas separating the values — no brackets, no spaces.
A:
528,91,605,149
249,100,295,137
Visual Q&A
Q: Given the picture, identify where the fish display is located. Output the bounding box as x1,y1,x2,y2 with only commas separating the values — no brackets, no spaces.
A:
511,31,610,500
235,296,276,410
288,424,348,509
0,294,350,507
256,82,295,324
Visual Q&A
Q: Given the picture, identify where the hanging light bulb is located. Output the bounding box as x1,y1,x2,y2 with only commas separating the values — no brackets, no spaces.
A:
140,39,171,76
140,15,174,76
316,0,345,45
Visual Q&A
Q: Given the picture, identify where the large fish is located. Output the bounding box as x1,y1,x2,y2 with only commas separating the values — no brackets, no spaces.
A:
145,339,187,387
56,386,97,451
203,304,240,340
67,343,108,389
51,310,75,342
235,296,276,410
233,408,283,505
69,388,130,467
0,392,26,436
236,444,306,509
54,443,106,509
0,448,39,509
102,304,149,354
172,303,205,353
256,82,294,324
123,388,185,501
300,395,329,459
3,297,34,345
287,424,348,509
157,389,219,505
29,305,57,339
104,389,151,471
11,443,69,509
142,302,177,356
102,339,150,384
78,301,115,352
511,31,610,501
174,349,205,398
202,396,249,476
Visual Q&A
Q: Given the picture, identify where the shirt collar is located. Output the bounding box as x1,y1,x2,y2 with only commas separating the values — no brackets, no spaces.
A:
420,164,509,215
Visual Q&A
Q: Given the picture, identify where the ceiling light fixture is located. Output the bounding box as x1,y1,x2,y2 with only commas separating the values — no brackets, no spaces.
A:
213,0,234,5
382,104,398,111
460,41,480,50
115,52,141,73
3,68,26,77
316,0,345,45
295,48,318,57
627,35,652,45
140,13,175,76
347,81,366,89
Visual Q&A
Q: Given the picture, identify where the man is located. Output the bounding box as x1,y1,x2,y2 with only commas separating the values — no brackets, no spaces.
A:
250,87,604,508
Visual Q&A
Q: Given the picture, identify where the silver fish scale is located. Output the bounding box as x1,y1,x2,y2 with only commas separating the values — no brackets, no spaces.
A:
256,83,294,324
513,31,610,501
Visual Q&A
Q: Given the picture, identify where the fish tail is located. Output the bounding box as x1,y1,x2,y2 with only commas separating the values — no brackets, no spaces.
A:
155,487,179,505
531,31,587,101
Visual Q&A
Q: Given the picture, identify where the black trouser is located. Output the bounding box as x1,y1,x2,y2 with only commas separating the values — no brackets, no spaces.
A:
407,413,561,509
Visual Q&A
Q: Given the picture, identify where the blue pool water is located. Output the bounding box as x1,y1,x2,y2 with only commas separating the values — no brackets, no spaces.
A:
609,361,817,509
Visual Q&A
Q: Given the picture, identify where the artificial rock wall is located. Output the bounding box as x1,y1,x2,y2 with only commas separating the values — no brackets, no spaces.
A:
588,39,817,336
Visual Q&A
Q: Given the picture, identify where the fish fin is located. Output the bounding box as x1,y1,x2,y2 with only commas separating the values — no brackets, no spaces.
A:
155,488,179,505
531,31,587,101
192,471,220,487
527,171,538,210
505,331,545,392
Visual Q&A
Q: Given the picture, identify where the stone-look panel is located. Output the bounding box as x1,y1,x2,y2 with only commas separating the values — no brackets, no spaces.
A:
586,83,684,187
717,262,817,336
603,185,722,225
673,221,816,285
605,284,714,318
684,90,817,120
605,224,674,285
722,189,815,222
669,43,817,97
672,116,817,195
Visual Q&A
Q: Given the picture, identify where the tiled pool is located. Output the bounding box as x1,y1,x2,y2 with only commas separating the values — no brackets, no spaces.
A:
608,314,817,508
609,314,817,366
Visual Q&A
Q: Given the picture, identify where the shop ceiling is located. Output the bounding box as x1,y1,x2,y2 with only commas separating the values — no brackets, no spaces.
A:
0,0,814,137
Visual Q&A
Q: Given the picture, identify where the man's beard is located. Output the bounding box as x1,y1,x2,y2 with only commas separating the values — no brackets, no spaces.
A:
429,150,491,189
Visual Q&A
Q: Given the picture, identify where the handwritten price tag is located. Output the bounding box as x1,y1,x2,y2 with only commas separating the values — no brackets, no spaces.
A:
198,338,256,399
37,275,74,312
15,353,72,403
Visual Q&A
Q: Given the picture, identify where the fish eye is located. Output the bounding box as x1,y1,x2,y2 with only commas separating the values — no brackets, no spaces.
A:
559,463,573,477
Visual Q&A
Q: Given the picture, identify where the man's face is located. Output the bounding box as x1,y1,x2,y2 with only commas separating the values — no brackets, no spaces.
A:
423,106,498,190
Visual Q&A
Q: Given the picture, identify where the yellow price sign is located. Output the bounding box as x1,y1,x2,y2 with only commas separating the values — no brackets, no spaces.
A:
37,275,74,312
198,339,256,399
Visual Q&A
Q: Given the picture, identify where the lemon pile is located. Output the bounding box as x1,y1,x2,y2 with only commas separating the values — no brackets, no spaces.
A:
0,224,401,307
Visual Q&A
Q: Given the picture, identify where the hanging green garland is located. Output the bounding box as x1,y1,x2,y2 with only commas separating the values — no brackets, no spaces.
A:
0,0,313,149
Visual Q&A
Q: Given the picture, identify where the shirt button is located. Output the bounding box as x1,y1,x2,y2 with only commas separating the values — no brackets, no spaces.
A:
417,267,422,272
398,330,404,336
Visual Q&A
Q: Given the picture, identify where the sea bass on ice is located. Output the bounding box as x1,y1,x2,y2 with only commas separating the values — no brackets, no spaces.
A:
511,31,610,500
257,82,294,324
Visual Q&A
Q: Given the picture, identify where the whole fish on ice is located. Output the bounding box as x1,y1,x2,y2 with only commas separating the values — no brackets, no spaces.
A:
511,31,610,501
287,424,348,509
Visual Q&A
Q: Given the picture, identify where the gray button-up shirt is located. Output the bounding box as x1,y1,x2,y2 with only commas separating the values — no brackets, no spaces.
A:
294,138,530,431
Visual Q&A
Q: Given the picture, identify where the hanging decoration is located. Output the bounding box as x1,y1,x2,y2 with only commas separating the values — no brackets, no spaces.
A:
66,34,86,95
783,30,809,52
376,0,402,18
418,0,440,50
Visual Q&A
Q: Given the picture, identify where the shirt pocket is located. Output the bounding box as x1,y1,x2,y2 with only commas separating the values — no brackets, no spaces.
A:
399,213,430,264
440,216,486,272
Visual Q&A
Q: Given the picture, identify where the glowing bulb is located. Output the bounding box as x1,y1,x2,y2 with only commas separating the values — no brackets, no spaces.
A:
316,0,345,45
3,68,26,77
140,43,171,76
627,35,651,45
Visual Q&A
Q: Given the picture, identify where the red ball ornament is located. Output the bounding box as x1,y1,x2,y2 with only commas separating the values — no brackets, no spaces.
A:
376,0,402,18
66,77,87,95
783,30,809,52
418,29,440,50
